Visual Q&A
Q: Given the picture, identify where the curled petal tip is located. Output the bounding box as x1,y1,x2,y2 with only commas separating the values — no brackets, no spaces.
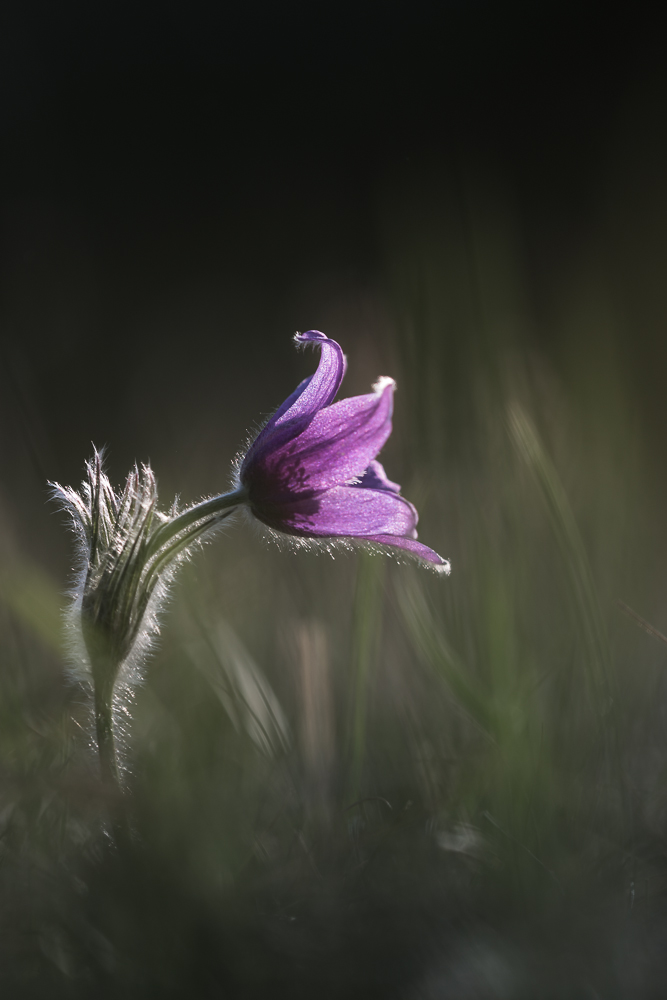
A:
434,559,452,576
295,330,328,346
373,376,396,394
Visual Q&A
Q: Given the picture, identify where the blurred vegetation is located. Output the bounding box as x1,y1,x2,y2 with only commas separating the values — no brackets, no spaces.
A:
4,172,667,997
3,30,667,992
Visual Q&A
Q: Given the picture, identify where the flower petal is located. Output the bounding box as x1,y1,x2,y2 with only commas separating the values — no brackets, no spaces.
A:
247,378,395,501
363,535,451,573
352,459,401,494
251,483,418,538
272,332,347,427
241,332,346,474
287,331,346,416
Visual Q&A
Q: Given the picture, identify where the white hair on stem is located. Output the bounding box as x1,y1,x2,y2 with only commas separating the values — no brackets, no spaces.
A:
51,449,244,797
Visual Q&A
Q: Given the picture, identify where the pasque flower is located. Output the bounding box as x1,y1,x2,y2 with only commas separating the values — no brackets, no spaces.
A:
52,329,447,795
236,330,450,572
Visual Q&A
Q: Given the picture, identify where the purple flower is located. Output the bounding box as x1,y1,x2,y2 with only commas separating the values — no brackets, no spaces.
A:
237,331,450,573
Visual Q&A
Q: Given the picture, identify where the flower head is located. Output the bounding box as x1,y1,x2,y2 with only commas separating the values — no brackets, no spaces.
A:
52,452,244,787
51,451,242,697
237,330,450,573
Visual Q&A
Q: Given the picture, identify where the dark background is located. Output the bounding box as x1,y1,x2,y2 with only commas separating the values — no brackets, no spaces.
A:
0,0,665,555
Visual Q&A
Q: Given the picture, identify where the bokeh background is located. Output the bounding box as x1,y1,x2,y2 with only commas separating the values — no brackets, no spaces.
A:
3,2,667,996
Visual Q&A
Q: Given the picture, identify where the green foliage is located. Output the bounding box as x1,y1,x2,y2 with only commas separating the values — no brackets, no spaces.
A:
3,176,667,997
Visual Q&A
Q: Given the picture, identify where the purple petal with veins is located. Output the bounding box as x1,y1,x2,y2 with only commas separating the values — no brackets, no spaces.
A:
247,378,395,502
253,485,419,538
353,459,401,494
241,331,346,471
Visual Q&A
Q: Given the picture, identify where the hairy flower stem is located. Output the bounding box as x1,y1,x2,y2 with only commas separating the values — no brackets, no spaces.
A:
149,489,246,556
86,628,125,794
90,650,129,847
53,458,249,845
82,489,243,795
94,676,121,788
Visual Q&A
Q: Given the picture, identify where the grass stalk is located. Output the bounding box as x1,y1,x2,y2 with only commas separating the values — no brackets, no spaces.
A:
346,551,384,804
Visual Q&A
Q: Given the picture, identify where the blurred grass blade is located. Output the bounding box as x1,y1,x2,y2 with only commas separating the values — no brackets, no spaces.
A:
188,620,290,757
346,551,384,802
616,599,667,647
295,620,334,821
397,575,495,739
507,403,611,708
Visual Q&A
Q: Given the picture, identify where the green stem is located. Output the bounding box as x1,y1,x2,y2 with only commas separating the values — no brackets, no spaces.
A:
147,488,246,558
93,675,121,789
92,666,132,848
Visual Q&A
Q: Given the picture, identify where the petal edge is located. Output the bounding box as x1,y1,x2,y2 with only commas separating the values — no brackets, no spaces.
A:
364,534,451,573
